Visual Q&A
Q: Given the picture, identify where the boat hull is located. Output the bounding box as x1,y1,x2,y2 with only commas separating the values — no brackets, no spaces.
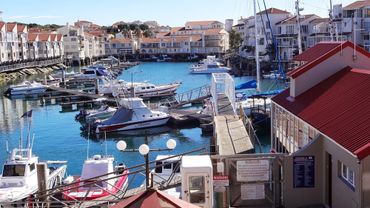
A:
191,68,231,74
7,87,47,96
97,117,170,133
63,170,129,201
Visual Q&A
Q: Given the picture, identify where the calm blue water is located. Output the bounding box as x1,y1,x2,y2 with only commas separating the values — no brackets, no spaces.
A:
0,62,281,187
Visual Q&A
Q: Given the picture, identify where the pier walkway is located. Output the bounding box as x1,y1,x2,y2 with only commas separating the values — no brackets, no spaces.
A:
211,73,254,155
159,85,211,108
0,57,62,73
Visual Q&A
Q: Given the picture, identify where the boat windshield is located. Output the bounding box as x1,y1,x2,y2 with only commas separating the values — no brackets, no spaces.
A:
2,164,26,177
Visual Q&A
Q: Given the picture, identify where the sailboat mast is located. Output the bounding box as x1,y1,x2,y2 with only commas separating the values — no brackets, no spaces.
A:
253,0,261,92
295,0,303,54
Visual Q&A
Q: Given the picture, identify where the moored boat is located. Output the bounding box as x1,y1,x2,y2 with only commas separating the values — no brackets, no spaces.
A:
190,56,230,74
4,81,48,96
93,97,170,133
62,155,128,201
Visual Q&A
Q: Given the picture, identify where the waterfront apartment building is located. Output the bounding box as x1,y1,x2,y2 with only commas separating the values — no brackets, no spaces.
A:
137,20,229,55
0,22,63,64
271,41,370,208
106,38,138,55
57,21,107,65
238,8,291,60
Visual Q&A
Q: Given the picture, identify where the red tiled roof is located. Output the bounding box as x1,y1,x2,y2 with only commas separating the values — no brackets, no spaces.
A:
141,38,160,43
204,28,224,35
0,22,5,30
110,38,132,43
273,67,370,160
292,42,342,62
185,20,220,27
28,33,38,42
170,27,184,33
289,41,370,78
6,23,16,32
50,34,57,41
38,33,50,41
257,8,290,15
111,189,199,208
56,34,63,41
344,0,370,10
17,24,26,33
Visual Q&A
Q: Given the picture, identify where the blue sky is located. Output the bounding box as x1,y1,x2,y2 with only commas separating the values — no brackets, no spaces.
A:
1,0,355,26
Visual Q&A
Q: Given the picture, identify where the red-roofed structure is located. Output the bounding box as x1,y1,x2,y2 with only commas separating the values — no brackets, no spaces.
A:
273,67,370,159
271,40,370,207
111,189,199,208
6,23,16,32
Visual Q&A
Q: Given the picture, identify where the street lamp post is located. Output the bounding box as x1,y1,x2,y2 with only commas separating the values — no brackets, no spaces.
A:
116,137,177,189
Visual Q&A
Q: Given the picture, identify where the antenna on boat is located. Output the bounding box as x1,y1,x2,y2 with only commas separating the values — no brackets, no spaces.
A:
104,131,108,157
253,0,261,92
31,133,35,149
5,138,9,154
87,124,90,159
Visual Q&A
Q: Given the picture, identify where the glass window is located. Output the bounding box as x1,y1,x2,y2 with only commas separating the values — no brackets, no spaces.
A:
339,161,355,188
155,162,162,173
189,176,205,204
2,165,26,177
164,162,171,169
29,163,35,172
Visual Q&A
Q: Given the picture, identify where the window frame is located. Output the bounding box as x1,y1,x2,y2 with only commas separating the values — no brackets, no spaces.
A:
339,161,355,189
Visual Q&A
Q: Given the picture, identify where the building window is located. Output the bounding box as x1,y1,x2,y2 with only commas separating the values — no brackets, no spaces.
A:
339,161,355,189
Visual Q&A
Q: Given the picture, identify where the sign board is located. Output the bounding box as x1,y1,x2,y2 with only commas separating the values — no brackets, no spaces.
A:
236,160,270,182
213,175,229,187
241,184,265,200
293,156,315,188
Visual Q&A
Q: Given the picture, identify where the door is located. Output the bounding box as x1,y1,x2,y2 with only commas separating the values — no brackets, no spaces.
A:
184,173,211,207
325,153,332,207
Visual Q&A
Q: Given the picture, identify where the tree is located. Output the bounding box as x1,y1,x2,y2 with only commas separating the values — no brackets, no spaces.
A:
139,24,149,31
129,24,138,31
229,29,242,51
143,30,153,38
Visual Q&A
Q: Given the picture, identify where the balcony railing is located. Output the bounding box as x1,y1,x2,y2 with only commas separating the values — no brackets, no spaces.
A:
0,57,62,73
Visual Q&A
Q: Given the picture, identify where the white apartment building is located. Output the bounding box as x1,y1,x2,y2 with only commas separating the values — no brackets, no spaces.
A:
106,38,138,55
275,14,319,61
240,8,291,59
58,22,107,65
27,33,63,60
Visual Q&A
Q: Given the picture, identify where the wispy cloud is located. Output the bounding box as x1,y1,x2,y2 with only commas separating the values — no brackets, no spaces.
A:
30,15,64,19
8,15,64,20
8,15,29,19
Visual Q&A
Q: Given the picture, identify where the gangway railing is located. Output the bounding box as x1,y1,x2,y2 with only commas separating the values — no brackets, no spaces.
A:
158,85,211,108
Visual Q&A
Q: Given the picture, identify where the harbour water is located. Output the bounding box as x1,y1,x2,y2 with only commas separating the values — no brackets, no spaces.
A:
0,62,282,188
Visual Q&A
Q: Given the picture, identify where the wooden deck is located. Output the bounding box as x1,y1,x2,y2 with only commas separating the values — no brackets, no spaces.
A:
214,115,254,155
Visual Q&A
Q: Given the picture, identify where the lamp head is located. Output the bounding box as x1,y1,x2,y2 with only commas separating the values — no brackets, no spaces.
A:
166,139,176,150
139,144,150,155
116,140,127,151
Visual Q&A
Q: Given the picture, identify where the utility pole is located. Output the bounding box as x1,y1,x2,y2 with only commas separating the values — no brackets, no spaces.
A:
295,0,303,54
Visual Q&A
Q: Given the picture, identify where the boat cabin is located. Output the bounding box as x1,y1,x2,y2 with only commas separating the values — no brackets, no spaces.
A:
0,148,39,188
153,155,181,178
80,155,115,189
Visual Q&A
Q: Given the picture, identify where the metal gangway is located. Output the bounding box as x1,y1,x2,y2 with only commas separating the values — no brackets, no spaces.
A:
158,84,211,108
211,73,236,116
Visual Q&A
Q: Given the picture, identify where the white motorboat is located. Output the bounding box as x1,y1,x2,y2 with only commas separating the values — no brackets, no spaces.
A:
63,155,128,201
98,78,181,99
0,148,67,205
84,105,117,122
94,97,170,133
190,56,230,74
238,97,272,116
262,70,284,80
150,155,181,187
4,81,48,96
78,65,111,79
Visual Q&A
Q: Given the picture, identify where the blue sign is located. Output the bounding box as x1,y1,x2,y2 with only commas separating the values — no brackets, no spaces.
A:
293,156,315,188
